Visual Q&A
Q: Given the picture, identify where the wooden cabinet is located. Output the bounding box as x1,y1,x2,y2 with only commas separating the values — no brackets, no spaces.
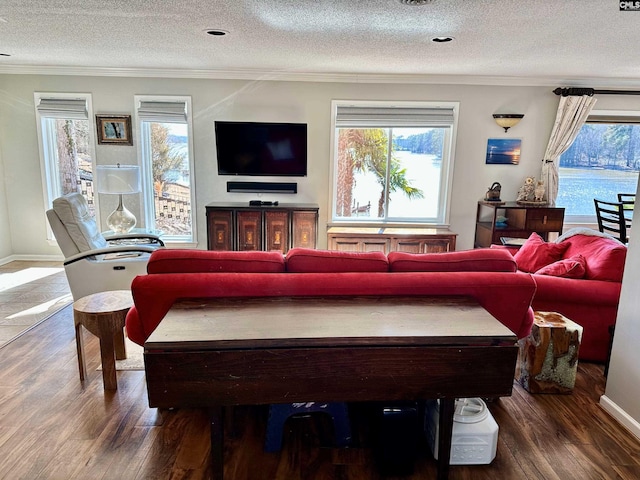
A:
327,227,457,253
206,203,319,253
474,201,565,248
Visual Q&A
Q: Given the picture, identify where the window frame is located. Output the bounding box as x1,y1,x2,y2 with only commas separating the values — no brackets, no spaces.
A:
34,92,98,242
134,95,197,245
329,100,458,226
559,109,640,225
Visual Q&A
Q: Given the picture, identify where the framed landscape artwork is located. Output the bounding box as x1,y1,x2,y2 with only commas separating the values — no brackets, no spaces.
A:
486,138,521,165
96,115,133,145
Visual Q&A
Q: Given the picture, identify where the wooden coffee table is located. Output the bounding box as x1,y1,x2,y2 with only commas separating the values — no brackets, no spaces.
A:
144,296,518,480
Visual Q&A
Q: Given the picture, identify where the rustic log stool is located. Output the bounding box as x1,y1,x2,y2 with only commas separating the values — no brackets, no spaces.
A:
516,311,583,394
73,290,133,390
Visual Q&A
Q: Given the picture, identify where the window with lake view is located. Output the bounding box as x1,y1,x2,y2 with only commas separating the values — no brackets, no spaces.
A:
557,113,640,220
331,102,457,224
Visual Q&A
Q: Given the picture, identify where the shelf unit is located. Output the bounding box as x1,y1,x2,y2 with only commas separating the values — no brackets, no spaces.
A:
206,202,318,253
474,201,564,248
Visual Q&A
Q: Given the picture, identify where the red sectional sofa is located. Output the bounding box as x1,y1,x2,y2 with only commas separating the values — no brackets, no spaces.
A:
497,229,627,362
125,247,537,349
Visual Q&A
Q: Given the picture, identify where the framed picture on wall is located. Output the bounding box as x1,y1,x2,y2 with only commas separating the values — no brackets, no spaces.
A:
96,115,133,145
485,138,521,165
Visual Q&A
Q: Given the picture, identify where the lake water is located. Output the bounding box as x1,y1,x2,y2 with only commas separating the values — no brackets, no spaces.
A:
557,167,638,215
351,150,441,219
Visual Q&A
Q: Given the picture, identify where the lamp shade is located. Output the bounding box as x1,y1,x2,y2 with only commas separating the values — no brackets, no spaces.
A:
96,164,141,194
493,114,524,132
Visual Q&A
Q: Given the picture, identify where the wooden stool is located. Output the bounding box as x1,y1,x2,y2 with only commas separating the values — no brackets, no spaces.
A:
73,290,133,390
516,311,583,394
264,402,352,452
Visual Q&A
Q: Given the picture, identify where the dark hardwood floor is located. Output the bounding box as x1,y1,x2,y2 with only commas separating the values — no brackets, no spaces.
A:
1,304,639,479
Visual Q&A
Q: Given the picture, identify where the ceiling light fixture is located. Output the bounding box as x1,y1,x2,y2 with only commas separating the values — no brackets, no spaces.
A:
206,29,228,37
493,114,524,132
431,36,454,43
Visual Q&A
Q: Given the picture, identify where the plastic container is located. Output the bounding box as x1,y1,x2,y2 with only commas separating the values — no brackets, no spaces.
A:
424,397,499,465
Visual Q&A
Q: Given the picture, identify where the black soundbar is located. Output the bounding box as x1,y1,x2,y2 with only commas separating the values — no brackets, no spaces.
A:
226,181,298,194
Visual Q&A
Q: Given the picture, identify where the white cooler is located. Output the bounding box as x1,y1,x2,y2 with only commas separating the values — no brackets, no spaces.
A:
424,397,499,465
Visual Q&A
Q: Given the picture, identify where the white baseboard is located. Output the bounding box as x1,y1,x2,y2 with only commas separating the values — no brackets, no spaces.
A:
600,395,640,440
0,253,64,266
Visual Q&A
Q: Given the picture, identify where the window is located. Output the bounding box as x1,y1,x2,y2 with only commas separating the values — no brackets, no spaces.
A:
331,101,458,224
35,93,97,232
135,96,195,243
558,110,640,221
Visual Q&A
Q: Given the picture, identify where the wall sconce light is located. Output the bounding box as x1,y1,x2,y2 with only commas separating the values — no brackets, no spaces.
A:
493,114,524,132
96,163,141,233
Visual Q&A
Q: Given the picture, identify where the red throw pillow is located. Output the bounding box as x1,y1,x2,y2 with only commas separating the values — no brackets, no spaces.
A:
513,233,568,273
535,254,587,279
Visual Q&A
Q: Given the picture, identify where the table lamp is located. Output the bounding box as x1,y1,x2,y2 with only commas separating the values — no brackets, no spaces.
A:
96,164,141,233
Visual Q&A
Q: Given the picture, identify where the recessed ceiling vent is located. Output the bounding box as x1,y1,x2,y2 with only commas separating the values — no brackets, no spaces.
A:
206,29,228,37
399,0,436,5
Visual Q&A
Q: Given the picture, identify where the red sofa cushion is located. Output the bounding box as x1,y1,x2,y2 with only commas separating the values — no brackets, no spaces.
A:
146,249,285,274
560,234,626,282
286,248,389,272
535,254,586,279
513,233,568,273
388,249,517,273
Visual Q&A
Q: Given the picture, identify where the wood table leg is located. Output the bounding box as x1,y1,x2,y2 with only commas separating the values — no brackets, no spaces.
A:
436,398,455,480
74,322,87,382
114,328,127,360
210,406,224,480
99,334,117,390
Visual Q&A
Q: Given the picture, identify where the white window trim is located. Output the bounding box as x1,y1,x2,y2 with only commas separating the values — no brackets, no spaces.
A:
134,95,197,246
34,92,98,242
562,109,640,225
328,99,458,227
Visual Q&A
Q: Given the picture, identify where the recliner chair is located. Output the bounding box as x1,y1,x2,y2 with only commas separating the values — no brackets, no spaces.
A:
46,192,164,300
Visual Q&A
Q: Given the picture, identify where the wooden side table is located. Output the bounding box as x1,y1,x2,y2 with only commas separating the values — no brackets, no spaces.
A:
516,311,583,394
73,290,133,390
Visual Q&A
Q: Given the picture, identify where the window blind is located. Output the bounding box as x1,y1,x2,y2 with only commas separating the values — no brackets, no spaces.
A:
587,114,640,125
36,98,88,120
137,100,188,123
335,105,455,128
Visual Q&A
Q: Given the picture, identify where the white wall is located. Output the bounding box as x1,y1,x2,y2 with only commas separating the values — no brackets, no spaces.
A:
601,173,640,438
0,141,11,260
1,75,638,253
0,74,562,254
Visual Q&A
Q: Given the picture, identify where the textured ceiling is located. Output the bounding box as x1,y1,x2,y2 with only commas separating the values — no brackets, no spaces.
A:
1,0,639,84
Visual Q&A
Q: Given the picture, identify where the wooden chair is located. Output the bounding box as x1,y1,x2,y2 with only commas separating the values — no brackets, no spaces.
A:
617,193,635,225
594,199,629,244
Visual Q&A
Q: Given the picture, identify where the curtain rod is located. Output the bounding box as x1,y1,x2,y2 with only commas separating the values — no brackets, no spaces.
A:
553,87,640,96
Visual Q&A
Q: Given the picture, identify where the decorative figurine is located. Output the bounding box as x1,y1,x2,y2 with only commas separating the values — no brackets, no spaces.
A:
516,176,536,202
534,181,545,202
485,182,502,202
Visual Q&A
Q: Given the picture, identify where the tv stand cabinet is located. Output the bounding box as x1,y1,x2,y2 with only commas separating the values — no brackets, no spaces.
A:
205,202,318,253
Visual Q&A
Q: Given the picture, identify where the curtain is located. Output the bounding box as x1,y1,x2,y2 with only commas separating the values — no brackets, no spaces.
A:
541,95,598,205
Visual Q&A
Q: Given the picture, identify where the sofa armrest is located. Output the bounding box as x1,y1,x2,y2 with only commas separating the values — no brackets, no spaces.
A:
532,274,621,307
489,244,519,256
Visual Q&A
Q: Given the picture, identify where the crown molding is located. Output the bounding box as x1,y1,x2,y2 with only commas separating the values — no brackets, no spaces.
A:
0,64,639,89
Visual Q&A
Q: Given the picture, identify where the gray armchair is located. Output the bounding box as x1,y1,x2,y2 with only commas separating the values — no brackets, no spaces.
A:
46,192,164,300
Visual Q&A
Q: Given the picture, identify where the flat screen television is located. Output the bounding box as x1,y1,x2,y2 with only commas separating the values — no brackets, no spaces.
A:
215,121,307,176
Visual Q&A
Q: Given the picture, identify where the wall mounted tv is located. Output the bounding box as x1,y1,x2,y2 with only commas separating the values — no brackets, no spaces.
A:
215,121,308,177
